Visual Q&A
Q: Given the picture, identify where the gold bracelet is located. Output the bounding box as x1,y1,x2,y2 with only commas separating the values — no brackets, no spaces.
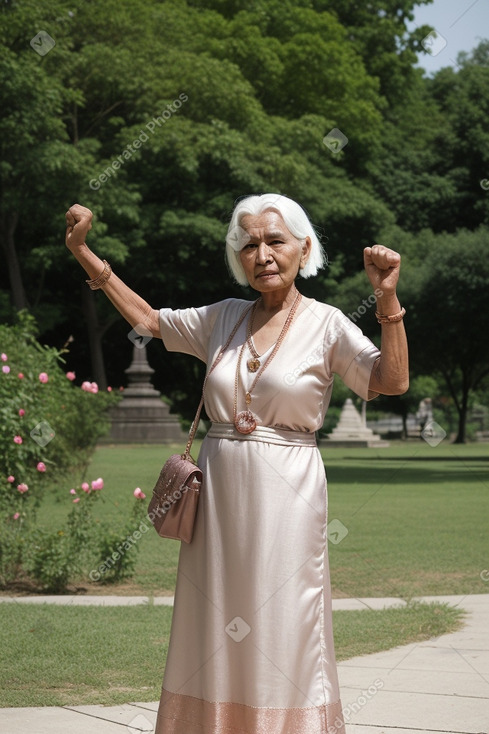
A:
376,306,406,324
86,260,112,290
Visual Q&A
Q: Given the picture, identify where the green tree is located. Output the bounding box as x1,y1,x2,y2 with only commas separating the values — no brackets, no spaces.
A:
367,41,489,236
405,227,489,443
427,42,489,231
3,0,487,437
0,0,398,410
188,0,435,105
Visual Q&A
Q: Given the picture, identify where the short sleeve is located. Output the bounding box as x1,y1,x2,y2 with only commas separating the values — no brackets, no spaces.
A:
159,300,229,363
325,310,381,401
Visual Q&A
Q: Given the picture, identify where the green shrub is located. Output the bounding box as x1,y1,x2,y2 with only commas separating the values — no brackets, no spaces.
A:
23,529,74,593
23,481,101,591
0,520,25,585
0,311,129,590
0,312,119,514
91,493,149,584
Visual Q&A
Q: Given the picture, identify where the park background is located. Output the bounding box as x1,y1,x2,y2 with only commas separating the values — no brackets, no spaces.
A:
0,0,489,710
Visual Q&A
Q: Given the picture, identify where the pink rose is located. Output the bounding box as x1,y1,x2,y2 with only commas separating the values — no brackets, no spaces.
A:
73,497,80,503
69,488,77,495
18,409,25,417
17,372,24,379
133,487,146,499
1,353,7,361
66,371,76,381
37,462,46,472
81,482,90,492
91,477,104,490
13,435,22,445
2,365,10,374
17,483,28,493
39,372,49,383
81,381,91,392
7,475,15,483
107,386,112,392
13,512,20,520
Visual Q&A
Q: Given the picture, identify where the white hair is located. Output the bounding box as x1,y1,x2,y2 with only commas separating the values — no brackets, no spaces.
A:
225,194,327,286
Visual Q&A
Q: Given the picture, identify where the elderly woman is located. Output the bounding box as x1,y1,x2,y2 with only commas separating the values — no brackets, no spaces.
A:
66,194,408,734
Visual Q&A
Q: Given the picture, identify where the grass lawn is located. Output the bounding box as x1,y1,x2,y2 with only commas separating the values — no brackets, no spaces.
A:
13,439,488,599
0,600,464,707
0,440,479,707
323,441,489,598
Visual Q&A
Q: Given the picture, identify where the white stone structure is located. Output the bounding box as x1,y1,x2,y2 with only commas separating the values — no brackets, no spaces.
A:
322,398,389,448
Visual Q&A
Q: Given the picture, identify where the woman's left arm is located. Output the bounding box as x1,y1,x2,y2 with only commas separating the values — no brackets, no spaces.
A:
364,245,409,396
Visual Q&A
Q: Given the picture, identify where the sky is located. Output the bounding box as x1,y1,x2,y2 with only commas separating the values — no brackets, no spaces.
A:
408,0,489,74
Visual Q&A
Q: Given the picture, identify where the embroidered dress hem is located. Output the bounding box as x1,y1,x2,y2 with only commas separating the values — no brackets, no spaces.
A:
155,688,346,734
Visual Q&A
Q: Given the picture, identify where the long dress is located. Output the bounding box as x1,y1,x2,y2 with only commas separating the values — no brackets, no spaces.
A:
155,296,380,734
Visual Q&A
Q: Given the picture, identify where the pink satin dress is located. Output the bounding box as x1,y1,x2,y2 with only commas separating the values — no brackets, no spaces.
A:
155,297,380,734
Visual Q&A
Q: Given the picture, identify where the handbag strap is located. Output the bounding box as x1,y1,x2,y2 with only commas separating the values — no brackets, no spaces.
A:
182,301,256,460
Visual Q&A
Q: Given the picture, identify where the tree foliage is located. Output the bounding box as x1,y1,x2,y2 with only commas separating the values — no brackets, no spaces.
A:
0,0,488,441
404,228,489,443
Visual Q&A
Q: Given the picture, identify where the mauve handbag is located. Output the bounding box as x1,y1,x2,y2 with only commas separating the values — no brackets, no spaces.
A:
147,302,252,542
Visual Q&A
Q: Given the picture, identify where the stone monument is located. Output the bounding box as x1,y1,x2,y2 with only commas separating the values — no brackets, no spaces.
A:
321,398,389,448
105,344,186,444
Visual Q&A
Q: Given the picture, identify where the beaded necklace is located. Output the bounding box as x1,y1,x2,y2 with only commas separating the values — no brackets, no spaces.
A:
234,290,302,434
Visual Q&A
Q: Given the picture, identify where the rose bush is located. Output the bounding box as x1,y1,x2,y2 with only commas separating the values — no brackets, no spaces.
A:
1,313,119,504
22,479,148,592
0,312,140,589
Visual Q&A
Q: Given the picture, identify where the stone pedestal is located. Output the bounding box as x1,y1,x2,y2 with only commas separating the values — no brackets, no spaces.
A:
103,345,186,444
320,398,389,448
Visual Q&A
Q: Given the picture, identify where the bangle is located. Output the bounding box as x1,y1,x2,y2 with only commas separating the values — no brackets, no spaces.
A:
86,260,112,290
376,306,406,324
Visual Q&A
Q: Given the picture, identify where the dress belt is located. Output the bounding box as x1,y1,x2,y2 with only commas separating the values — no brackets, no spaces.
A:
207,422,317,447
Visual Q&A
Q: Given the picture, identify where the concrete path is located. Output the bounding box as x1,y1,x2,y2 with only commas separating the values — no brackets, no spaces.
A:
338,595,489,734
0,594,487,733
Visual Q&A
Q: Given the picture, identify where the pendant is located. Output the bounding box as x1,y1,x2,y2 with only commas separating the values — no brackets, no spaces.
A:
235,410,257,434
247,357,260,373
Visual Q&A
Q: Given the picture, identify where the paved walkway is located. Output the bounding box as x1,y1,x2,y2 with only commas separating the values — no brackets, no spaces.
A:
1,594,487,733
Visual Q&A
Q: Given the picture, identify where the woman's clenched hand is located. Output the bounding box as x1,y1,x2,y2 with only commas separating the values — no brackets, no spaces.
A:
363,245,401,297
65,204,93,251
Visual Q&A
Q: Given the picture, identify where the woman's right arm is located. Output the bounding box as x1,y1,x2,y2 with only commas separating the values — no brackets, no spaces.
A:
65,204,161,338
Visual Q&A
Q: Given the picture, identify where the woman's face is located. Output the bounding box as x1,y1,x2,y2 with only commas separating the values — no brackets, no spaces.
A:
238,210,311,293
